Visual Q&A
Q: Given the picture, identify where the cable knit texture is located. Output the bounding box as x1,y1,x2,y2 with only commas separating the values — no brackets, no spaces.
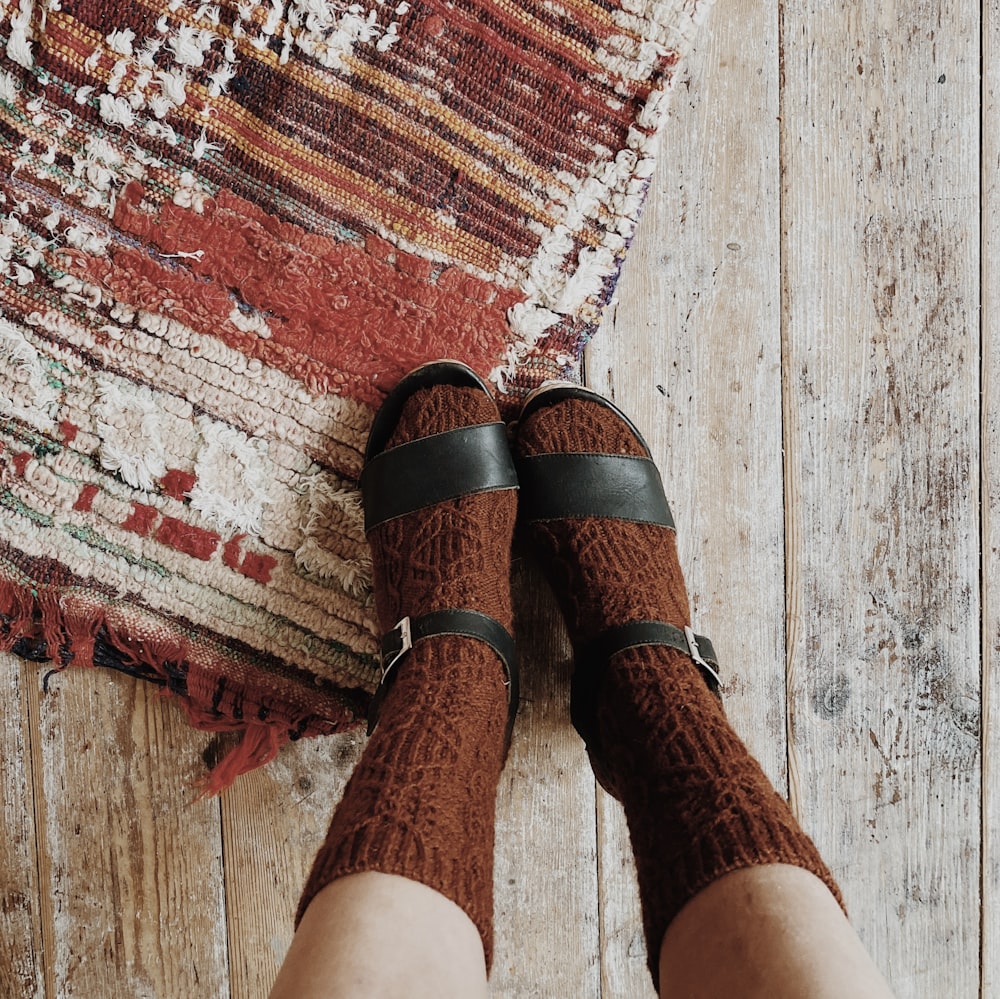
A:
296,385,514,969
517,395,844,988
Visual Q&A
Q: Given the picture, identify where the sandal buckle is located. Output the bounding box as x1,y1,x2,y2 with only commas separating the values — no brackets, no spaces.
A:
685,625,721,689
381,616,413,681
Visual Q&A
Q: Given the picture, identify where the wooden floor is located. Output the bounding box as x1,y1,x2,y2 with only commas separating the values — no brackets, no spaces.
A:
2,0,995,995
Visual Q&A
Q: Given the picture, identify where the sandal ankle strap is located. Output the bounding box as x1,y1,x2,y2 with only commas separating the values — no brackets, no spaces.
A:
590,620,720,693
367,609,518,736
572,620,721,754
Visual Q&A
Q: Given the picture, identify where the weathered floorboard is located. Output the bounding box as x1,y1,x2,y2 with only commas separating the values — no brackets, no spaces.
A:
586,0,786,990
781,0,981,994
0,654,44,999
491,559,601,998
25,666,230,998
982,2,999,996
221,730,365,998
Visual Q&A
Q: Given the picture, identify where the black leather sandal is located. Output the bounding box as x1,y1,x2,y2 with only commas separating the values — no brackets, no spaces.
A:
513,381,720,748
361,361,520,740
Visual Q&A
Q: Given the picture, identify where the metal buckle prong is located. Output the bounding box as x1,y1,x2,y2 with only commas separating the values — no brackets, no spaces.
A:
381,616,413,682
685,625,721,689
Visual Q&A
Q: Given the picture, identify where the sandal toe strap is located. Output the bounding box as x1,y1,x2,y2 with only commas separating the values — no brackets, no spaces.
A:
516,452,674,527
362,422,517,533
367,609,518,736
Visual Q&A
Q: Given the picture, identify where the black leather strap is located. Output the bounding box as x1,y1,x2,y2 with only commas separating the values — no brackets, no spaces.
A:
590,621,719,692
361,422,518,533
367,609,519,736
516,452,674,527
571,620,721,754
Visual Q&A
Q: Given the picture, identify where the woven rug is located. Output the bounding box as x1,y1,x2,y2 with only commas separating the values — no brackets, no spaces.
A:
0,0,710,789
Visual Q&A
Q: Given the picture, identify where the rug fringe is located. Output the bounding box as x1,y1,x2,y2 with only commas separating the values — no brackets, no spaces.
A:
192,723,285,800
0,574,354,794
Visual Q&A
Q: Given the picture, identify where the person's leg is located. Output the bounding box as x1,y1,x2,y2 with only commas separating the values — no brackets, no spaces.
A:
270,872,488,999
271,374,516,998
658,865,894,999
515,389,893,997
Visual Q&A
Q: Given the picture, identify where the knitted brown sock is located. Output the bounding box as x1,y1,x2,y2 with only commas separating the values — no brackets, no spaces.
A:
517,395,843,987
296,385,514,969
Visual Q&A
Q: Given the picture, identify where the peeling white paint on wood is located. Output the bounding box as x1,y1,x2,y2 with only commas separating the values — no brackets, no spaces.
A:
981,3,998,996
781,0,981,995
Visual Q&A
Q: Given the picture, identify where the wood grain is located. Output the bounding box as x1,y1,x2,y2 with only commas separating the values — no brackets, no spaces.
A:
221,730,365,998
983,2,998,996
0,654,44,999
587,0,785,990
491,558,601,998
25,666,230,998
592,0,787,787
780,0,981,994
4,1,993,994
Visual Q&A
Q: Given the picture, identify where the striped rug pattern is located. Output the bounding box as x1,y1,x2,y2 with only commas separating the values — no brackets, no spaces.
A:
0,0,709,787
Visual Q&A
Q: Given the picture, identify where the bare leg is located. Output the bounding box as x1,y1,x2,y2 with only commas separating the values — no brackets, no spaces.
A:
658,865,894,999
269,872,488,999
